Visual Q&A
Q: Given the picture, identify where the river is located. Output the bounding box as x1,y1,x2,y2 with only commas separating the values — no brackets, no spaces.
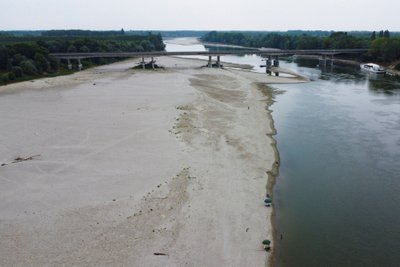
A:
165,38,400,267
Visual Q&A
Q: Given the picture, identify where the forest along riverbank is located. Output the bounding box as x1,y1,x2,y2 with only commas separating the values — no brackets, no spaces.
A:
0,56,306,266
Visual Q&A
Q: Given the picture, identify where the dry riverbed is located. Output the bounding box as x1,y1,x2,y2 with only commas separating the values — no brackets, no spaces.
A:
0,56,306,266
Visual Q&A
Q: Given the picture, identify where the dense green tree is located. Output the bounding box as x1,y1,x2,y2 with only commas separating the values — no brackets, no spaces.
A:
7,71,16,80
36,40,48,49
139,40,154,51
9,43,47,58
1,73,9,82
149,33,165,50
11,66,23,77
135,44,144,52
370,37,400,61
11,54,27,66
21,60,38,75
67,44,77,53
0,46,9,69
34,53,50,73
48,56,60,70
296,35,323,49
79,45,90,53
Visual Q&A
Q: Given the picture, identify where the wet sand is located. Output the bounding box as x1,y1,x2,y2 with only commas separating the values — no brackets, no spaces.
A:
0,56,306,266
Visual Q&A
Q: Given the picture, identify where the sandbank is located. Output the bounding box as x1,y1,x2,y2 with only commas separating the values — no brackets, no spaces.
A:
0,56,305,266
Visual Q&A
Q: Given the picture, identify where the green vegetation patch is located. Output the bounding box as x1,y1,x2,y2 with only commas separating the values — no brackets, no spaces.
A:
0,31,165,85
202,30,400,64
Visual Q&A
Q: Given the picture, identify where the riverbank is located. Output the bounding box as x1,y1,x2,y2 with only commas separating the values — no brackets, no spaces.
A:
0,56,306,266
388,60,400,76
295,55,400,76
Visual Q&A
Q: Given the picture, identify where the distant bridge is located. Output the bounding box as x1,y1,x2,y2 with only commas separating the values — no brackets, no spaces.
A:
50,49,368,59
50,48,368,72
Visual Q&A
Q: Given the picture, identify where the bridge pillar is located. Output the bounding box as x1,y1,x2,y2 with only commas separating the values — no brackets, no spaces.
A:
208,56,212,68
319,55,327,66
142,57,145,70
217,56,221,68
328,55,334,66
151,57,155,70
78,58,82,71
67,58,72,70
267,56,272,75
273,56,280,67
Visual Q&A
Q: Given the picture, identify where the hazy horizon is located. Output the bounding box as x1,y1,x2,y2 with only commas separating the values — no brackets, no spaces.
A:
2,29,399,33
2,0,400,32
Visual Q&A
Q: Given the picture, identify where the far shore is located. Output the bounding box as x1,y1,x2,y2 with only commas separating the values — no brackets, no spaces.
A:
0,55,306,266
294,54,400,76
167,37,400,77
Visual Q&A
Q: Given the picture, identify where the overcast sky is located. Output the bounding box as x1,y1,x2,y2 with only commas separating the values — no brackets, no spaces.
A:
1,0,399,31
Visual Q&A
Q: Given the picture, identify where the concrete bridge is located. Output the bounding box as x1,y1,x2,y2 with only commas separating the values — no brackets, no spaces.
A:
50,48,368,72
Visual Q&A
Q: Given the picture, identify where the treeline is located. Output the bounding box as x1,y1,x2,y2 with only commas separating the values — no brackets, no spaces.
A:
202,31,370,49
0,43,59,82
202,31,400,63
0,33,165,84
370,37,400,62
36,34,165,53
0,31,43,37
0,30,212,39
42,29,126,37
0,35,158,44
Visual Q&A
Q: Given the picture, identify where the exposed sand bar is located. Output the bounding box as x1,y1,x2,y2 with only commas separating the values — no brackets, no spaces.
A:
0,57,306,266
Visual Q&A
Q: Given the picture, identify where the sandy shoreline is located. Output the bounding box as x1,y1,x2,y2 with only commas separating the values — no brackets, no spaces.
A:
0,56,306,266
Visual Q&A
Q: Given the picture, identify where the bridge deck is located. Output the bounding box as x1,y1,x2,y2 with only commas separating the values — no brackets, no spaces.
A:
50,49,368,59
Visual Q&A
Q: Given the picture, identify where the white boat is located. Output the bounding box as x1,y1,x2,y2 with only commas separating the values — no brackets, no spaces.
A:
360,63,386,74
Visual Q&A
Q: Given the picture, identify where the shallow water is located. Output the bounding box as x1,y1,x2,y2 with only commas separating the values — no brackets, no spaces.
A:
166,39,400,266
272,62,400,267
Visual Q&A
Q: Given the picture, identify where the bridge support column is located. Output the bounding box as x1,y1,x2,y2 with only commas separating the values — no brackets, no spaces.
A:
267,56,272,75
274,56,280,76
319,55,327,66
67,58,72,70
142,57,145,70
328,55,334,66
151,57,155,70
216,56,221,68
78,58,82,71
273,56,280,67
208,56,212,68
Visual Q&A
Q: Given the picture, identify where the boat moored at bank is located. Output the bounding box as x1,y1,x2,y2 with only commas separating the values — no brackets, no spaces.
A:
360,63,386,74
